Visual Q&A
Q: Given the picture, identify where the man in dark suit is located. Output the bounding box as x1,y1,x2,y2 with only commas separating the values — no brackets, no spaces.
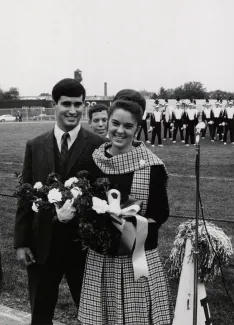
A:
14,78,106,325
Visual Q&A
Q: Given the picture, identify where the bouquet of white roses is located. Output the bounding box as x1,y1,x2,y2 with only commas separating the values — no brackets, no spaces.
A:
14,171,92,217
15,171,122,254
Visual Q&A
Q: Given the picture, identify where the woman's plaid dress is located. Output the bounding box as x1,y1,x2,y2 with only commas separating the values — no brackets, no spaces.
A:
77,142,174,325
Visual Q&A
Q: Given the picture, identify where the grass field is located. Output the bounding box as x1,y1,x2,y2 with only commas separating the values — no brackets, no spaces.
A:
0,121,233,324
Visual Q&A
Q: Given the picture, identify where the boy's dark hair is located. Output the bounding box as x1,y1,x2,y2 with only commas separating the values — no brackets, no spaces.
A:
52,78,86,103
113,89,146,112
109,99,143,127
88,104,109,120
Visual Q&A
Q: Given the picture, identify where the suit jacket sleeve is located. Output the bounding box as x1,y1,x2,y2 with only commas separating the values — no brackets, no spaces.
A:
14,140,34,249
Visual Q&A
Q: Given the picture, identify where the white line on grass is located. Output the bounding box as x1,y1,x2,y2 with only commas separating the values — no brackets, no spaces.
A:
170,173,234,181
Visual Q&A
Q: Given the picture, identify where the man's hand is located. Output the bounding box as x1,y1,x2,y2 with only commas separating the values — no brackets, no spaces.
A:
55,199,76,223
16,247,35,267
148,127,153,133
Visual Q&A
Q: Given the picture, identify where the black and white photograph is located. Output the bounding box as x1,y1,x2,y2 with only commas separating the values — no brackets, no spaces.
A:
0,0,233,324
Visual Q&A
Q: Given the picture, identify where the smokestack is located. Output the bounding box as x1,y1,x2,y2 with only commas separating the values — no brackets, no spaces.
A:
104,82,107,97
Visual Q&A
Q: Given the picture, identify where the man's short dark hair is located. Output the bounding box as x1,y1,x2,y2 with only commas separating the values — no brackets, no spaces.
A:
113,89,146,112
88,104,109,120
109,99,143,127
52,78,86,103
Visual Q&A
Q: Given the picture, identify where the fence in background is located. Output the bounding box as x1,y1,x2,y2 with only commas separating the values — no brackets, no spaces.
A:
0,99,227,122
0,107,88,122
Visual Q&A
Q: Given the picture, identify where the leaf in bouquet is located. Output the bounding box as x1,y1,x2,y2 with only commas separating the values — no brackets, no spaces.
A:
62,189,73,201
48,182,61,190
75,178,91,191
14,183,36,203
46,172,61,185
93,178,110,193
33,185,50,201
76,170,90,179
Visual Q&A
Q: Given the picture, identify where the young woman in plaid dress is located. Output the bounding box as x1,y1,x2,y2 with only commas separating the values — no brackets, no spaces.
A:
78,98,174,325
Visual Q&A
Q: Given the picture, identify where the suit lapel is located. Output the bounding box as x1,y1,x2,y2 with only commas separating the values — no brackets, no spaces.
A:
43,130,55,172
67,127,89,173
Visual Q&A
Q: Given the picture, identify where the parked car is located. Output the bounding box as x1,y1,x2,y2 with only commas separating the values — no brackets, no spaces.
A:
32,113,55,121
0,114,16,122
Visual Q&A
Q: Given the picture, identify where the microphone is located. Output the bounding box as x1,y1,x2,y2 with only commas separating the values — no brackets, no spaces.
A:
195,122,206,144
195,122,206,134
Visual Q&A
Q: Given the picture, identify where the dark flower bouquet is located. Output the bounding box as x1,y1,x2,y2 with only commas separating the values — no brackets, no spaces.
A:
15,171,121,254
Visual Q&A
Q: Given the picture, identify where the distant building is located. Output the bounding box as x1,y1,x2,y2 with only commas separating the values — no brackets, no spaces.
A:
74,69,83,83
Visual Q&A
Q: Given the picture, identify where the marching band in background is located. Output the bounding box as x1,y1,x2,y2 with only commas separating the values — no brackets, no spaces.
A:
171,98,185,143
148,100,164,146
136,97,234,146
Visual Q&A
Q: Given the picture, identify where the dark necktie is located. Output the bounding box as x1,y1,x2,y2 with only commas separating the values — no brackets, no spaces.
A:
61,133,70,159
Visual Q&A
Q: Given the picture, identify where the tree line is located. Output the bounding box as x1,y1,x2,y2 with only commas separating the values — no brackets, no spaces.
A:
139,81,234,100
0,87,20,100
1,81,234,101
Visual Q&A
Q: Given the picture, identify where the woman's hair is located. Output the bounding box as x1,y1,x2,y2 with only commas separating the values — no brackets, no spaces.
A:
109,99,143,126
113,89,146,112
52,78,86,103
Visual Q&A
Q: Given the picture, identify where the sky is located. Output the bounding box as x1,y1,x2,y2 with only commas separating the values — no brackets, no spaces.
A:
0,0,234,96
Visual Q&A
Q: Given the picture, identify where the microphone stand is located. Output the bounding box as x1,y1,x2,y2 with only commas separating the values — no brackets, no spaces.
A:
193,130,201,325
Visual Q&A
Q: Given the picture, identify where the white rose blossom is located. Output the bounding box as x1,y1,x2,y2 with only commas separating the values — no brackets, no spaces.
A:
47,188,62,203
71,187,82,199
33,182,43,190
64,177,78,188
92,197,109,214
